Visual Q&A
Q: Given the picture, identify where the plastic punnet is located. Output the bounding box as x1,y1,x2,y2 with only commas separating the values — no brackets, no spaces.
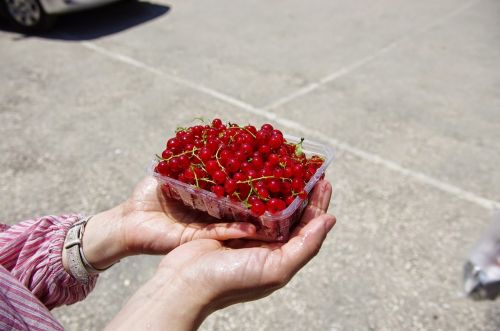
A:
150,135,334,242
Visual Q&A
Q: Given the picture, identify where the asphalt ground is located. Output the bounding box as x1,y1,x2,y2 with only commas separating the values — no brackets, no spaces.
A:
1,0,500,330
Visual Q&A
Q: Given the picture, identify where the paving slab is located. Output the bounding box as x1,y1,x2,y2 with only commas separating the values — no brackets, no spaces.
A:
46,0,469,107
270,0,500,201
1,0,499,330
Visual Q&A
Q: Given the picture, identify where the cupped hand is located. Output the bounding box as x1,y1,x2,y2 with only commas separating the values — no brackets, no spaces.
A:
104,180,335,331
157,180,335,312
120,177,256,254
81,177,255,269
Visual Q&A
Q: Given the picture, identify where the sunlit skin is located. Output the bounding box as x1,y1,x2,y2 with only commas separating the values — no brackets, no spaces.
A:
101,179,335,331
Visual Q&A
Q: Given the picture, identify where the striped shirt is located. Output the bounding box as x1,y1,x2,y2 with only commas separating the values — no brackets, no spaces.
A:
0,215,98,330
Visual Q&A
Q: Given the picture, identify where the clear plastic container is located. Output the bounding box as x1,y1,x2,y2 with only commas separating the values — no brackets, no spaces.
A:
150,135,334,242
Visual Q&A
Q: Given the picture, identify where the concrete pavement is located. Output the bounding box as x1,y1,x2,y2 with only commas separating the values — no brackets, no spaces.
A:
1,0,499,329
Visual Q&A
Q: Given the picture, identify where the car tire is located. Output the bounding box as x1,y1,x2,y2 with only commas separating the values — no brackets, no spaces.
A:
1,0,56,32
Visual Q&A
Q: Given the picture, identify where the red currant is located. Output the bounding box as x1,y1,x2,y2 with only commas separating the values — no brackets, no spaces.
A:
211,185,225,197
212,170,227,184
251,200,266,216
267,198,286,214
224,179,237,194
261,123,274,131
212,118,223,128
157,161,170,176
267,179,281,193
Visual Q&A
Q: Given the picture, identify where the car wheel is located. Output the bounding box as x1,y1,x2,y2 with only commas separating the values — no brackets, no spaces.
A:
1,0,56,31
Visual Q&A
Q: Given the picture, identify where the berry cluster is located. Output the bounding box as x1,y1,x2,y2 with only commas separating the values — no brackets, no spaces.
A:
154,119,324,216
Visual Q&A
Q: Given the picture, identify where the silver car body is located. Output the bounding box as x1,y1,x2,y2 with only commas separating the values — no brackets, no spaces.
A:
40,0,120,14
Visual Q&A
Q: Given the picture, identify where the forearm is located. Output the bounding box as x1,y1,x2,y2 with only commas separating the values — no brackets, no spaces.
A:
103,273,209,331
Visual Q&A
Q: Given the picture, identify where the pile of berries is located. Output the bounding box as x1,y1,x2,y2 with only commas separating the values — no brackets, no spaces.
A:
154,119,324,216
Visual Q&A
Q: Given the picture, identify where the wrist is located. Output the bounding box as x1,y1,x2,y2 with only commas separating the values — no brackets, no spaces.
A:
80,204,128,270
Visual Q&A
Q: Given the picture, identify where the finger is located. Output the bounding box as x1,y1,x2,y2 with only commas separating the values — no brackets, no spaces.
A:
225,239,283,250
189,222,257,241
291,180,332,236
279,213,336,275
304,180,333,220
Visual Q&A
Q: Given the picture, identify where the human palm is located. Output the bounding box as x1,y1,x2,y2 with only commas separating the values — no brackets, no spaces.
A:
119,177,256,255
157,180,335,311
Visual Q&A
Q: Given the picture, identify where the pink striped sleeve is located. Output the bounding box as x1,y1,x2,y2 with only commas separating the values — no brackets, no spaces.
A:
0,215,98,310
0,265,64,331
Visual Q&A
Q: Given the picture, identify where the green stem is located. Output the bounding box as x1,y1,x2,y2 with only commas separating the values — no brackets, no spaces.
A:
157,147,199,162
215,146,227,174
227,125,257,139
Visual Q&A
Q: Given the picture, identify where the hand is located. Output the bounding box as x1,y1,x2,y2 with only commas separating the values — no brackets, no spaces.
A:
104,180,335,331
79,177,256,269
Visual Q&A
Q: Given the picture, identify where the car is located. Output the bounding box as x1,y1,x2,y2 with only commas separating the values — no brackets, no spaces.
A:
0,0,122,31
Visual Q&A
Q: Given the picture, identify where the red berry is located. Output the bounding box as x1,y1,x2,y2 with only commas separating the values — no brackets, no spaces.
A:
293,164,304,178
258,144,271,156
267,198,286,214
248,195,259,204
169,158,181,172
241,162,252,173
251,156,264,170
245,125,257,136
220,150,231,165
256,130,271,145
192,125,203,136
180,133,193,146
212,118,223,128
261,123,274,131
193,139,204,148
267,179,281,193
233,172,245,182
241,143,254,157
206,138,220,153
238,184,251,198
198,147,212,162
167,138,181,152
251,200,266,216
272,129,283,137
224,179,237,194
206,160,220,174
285,196,296,206
247,169,258,179
269,135,284,150
292,177,304,192
178,155,190,169
281,181,292,195
183,169,195,184
267,154,280,166
157,161,170,176
211,185,225,197
212,170,227,184
283,166,294,178
234,150,246,163
257,187,270,199
226,158,241,173
254,180,266,189
273,168,284,178
161,150,173,159
298,191,308,199
304,170,314,182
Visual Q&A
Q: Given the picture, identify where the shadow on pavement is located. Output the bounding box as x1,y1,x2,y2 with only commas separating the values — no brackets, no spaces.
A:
0,0,170,40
